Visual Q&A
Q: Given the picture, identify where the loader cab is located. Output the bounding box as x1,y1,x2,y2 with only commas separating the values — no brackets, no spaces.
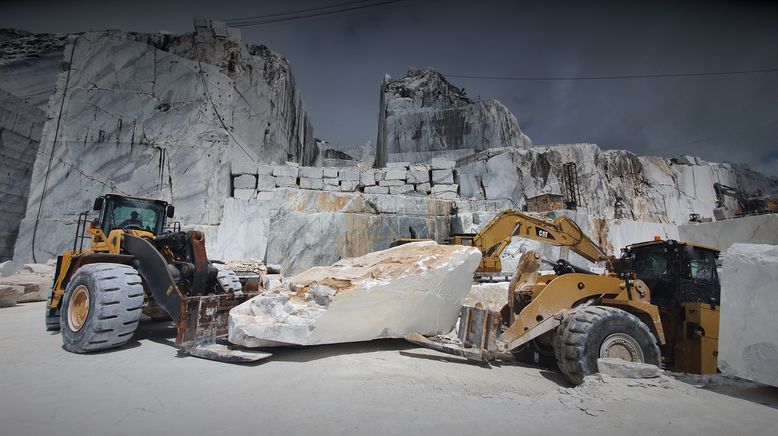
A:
622,240,720,308
93,194,174,236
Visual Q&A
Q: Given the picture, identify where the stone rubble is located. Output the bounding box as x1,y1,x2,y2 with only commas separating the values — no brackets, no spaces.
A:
0,259,55,307
228,241,481,347
596,358,662,379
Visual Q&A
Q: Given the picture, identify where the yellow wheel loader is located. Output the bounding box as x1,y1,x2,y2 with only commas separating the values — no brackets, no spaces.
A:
45,193,270,362
407,210,720,384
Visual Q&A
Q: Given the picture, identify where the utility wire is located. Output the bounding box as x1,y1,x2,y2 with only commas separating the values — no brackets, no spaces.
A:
223,0,381,23
31,34,80,263
444,67,778,81
224,0,408,27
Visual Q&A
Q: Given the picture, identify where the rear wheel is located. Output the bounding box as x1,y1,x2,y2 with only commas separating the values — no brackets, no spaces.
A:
553,305,660,385
60,263,144,353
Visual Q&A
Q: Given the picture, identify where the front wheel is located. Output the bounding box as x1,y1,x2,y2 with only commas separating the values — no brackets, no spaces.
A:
553,306,660,385
60,263,144,353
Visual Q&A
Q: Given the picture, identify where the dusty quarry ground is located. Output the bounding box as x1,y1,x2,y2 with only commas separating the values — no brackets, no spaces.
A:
1,301,777,436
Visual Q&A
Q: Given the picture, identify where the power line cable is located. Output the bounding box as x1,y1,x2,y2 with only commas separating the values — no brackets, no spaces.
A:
31,34,81,263
225,0,408,27
444,67,778,81
223,0,381,23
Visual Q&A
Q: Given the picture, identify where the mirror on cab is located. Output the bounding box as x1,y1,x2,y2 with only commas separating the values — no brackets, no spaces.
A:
166,204,175,218
93,197,104,211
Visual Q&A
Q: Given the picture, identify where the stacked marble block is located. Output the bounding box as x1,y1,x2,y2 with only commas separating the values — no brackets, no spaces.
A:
229,158,460,199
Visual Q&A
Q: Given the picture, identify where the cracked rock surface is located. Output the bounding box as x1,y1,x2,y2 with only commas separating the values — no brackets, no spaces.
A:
228,241,481,347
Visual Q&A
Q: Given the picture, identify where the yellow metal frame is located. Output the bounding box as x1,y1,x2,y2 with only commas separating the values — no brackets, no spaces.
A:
473,210,612,272
49,223,154,310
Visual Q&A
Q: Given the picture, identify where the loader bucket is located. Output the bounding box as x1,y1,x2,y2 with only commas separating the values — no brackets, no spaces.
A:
405,306,506,362
175,292,271,363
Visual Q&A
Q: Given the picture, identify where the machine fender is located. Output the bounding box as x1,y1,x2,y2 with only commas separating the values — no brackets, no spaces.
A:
51,253,136,307
122,234,182,321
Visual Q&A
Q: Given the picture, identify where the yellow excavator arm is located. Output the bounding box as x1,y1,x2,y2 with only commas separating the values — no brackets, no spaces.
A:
473,210,611,272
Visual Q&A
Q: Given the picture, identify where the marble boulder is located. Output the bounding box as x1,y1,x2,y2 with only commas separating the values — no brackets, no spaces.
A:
718,243,778,387
228,241,481,347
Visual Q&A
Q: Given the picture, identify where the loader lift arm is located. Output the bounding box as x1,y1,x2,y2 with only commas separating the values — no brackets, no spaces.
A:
474,210,612,272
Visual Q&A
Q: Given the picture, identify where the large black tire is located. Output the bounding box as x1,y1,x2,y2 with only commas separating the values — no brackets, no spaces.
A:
44,290,60,331
214,264,242,293
553,305,661,385
60,263,144,353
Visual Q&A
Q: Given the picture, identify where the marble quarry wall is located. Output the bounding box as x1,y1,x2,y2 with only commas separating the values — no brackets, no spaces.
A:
456,144,777,225
3,21,777,272
8,19,317,262
0,90,45,260
0,30,67,261
375,68,532,166
199,189,453,275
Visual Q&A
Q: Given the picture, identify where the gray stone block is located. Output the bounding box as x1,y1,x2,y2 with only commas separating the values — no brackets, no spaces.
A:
340,180,359,191
323,168,339,178
374,169,385,182
363,186,389,194
233,174,256,189
432,191,458,200
339,170,360,181
384,169,407,181
431,158,456,170
257,165,274,175
299,177,323,190
275,176,298,187
233,188,256,200
359,171,376,187
299,167,323,178
322,185,340,192
432,169,454,184
379,180,405,187
416,183,431,193
407,169,429,184
273,166,299,178
390,185,415,195
431,184,458,193
597,358,661,379
323,178,340,186
257,175,276,191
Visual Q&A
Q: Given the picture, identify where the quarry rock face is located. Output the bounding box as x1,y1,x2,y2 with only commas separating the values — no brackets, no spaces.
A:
375,68,532,166
718,243,778,387
0,29,64,261
456,144,777,225
203,189,454,275
228,241,482,347
7,20,316,262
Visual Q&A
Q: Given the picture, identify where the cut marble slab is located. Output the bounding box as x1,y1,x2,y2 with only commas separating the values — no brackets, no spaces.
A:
228,241,481,347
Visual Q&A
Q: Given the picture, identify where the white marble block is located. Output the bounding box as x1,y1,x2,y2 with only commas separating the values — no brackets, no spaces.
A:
718,243,778,387
228,242,482,347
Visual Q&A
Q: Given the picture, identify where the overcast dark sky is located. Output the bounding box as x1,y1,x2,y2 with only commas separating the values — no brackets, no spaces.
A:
2,0,777,175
